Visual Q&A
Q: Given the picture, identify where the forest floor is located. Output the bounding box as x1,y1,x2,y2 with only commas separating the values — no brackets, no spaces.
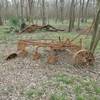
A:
0,26,100,100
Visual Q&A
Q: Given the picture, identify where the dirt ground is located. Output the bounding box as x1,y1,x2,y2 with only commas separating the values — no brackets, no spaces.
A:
0,40,100,100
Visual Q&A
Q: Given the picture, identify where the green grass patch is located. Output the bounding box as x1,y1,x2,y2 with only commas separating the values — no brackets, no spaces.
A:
94,87,100,94
76,95,85,100
23,73,100,100
25,88,43,99
50,93,67,100
55,74,74,84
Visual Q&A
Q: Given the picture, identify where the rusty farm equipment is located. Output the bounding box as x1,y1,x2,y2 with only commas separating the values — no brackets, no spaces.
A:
6,19,96,66
18,24,65,34
11,38,94,66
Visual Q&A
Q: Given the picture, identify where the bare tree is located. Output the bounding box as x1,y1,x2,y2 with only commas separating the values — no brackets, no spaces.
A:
20,0,24,23
12,0,19,17
35,0,41,24
25,0,29,22
55,0,59,23
81,0,85,23
20,0,26,30
90,0,100,53
0,0,3,25
60,0,64,23
68,0,75,32
46,1,50,24
85,0,90,22
42,0,46,25
28,0,34,23
0,0,97,28
4,0,9,22
77,0,82,30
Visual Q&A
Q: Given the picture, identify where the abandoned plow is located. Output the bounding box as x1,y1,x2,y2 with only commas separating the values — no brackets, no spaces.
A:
6,38,95,66
18,24,65,34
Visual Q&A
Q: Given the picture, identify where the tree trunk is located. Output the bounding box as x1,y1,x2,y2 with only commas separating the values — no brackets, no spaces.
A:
20,0,24,23
81,0,85,23
25,6,29,22
90,8,100,53
42,0,46,25
12,0,19,17
35,0,40,24
60,0,64,24
0,16,3,25
0,2,3,25
28,0,34,23
55,0,59,23
5,0,9,23
77,0,81,30
20,0,26,30
85,0,90,22
68,0,75,32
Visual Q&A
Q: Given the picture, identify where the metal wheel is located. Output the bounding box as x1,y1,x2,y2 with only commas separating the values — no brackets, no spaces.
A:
73,49,95,66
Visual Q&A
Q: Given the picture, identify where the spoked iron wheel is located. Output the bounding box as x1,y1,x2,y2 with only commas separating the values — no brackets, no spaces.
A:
73,49,95,66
